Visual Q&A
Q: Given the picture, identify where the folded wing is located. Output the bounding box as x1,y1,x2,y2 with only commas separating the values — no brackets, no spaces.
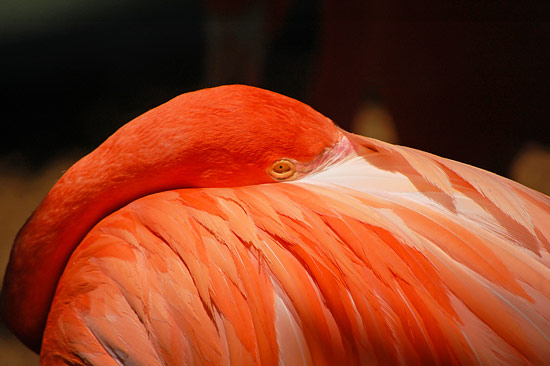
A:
42,136,550,366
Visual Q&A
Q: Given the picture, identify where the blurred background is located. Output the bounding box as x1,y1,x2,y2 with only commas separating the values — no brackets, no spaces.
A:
1,0,549,364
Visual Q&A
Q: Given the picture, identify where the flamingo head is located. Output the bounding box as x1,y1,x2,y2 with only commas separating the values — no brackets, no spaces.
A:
101,84,344,189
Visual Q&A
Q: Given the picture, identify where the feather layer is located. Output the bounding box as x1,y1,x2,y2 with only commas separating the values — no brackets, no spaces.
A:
41,136,550,365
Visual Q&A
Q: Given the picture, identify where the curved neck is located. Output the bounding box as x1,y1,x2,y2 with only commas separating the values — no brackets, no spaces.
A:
0,152,187,351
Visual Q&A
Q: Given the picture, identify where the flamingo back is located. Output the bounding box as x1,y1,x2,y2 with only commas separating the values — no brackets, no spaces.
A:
41,134,550,365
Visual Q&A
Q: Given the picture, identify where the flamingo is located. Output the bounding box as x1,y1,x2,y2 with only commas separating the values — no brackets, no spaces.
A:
1,85,549,365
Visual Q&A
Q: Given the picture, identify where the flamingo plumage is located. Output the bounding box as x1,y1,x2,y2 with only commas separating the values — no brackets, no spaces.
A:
1,85,549,365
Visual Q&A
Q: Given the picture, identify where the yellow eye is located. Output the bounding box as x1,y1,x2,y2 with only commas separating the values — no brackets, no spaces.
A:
273,162,291,173
268,159,296,180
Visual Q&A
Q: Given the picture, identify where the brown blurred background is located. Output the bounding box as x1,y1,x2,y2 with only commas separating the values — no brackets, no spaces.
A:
1,0,549,364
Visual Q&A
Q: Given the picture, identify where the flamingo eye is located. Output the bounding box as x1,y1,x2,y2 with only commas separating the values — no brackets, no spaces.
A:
268,159,296,180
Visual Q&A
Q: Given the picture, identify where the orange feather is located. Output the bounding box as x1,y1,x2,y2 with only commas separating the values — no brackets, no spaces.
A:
2,85,549,365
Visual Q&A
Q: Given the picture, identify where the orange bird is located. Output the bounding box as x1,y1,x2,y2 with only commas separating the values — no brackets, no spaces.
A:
2,85,549,365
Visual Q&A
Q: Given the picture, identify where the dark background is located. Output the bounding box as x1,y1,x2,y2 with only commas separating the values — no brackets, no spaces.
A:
2,0,549,175
1,1,549,364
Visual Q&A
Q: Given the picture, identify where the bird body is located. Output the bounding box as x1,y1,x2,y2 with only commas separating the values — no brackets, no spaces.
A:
2,85,549,365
